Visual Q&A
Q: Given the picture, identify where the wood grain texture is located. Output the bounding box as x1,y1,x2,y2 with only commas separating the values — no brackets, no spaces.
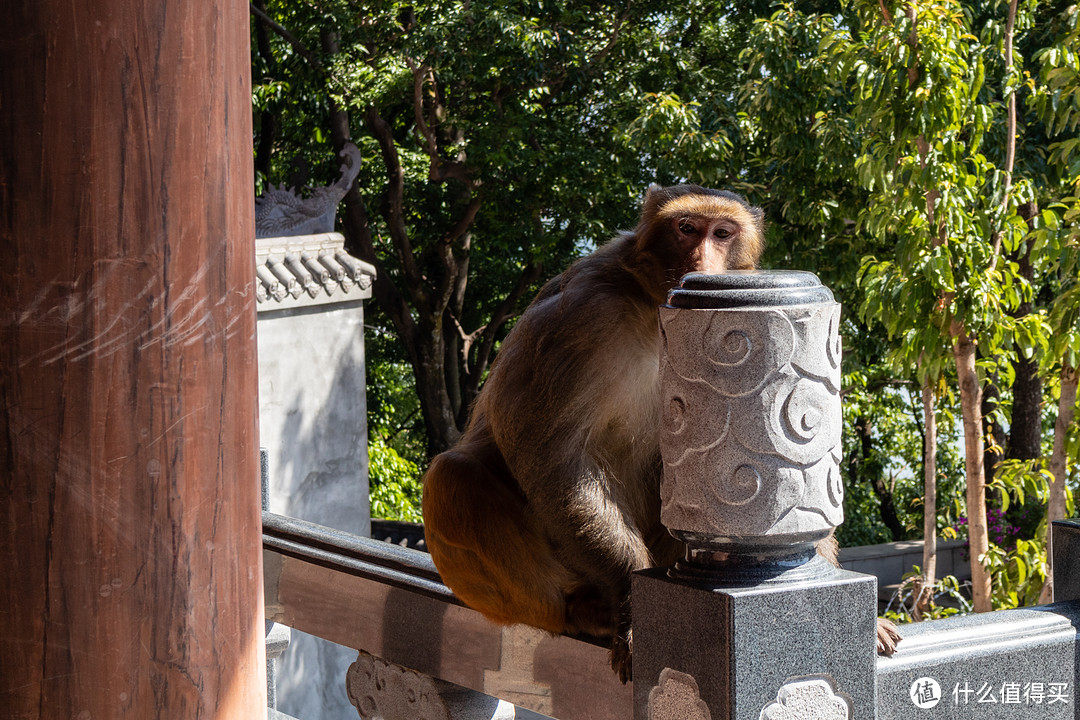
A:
0,1,264,717
265,550,633,720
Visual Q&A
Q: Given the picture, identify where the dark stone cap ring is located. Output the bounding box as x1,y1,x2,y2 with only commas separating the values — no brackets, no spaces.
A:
666,270,834,309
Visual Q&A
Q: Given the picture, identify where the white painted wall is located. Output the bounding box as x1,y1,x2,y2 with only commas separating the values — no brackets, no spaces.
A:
258,301,371,537
258,298,372,720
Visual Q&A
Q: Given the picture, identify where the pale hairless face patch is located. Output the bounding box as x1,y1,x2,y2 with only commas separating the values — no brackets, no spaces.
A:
652,195,758,229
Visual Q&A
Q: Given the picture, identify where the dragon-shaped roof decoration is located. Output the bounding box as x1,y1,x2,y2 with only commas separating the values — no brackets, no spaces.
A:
255,143,362,239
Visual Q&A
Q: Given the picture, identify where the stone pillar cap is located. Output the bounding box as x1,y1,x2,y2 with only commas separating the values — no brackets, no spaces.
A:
666,270,834,309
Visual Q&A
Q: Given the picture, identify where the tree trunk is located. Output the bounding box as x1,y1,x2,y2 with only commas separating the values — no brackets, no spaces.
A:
953,329,994,612
1008,203,1043,461
852,415,905,541
918,381,939,617
1039,363,1079,603
414,331,464,457
319,33,464,456
1009,355,1044,460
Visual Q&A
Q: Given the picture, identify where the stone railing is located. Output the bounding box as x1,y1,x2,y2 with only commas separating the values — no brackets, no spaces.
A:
264,270,1080,720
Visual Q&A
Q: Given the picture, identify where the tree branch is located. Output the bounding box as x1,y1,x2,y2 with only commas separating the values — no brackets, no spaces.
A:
990,0,1019,266
321,31,417,352
249,3,324,72
440,198,483,247
462,258,544,404
405,57,441,162
364,106,426,304
586,4,634,69
878,0,894,25
404,57,473,184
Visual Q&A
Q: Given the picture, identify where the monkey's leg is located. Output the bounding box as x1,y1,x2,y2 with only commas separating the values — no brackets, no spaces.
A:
422,444,573,634
518,466,654,682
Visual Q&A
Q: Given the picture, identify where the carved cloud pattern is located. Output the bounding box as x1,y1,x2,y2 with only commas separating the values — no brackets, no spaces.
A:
659,303,844,537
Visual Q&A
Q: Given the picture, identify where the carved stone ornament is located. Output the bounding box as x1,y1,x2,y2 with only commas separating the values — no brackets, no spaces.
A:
648,667,712,720
255,143,362,239
658,271,843,547
346,650,451,720
759,676,852,720
255,232,375,311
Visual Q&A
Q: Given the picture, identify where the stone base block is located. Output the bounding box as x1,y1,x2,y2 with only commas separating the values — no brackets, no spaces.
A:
1052,519,1080,602
633,561,878,720
876,602,1078,719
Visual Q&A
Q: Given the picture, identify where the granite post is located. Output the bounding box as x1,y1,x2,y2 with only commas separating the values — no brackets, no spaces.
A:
633,271,878,720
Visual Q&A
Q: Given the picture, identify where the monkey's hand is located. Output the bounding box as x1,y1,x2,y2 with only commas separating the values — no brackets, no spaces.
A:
610,627,632,684
876,618,901,655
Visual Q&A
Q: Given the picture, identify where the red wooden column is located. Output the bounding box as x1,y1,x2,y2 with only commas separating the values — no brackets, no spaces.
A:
1,1,265,718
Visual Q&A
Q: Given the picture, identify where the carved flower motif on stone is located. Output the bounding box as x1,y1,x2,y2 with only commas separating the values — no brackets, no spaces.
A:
346,650,450,720
648,667,712,720
759,676,852,720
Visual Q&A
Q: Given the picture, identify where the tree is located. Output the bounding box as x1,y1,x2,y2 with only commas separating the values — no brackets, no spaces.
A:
252,0,679,455
738,6,925,544
1030,3,1080,599
827,0,1042,611
639,1,1078,607
252,0,1078,559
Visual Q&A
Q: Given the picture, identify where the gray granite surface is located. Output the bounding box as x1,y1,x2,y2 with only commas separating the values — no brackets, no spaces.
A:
633,563,877,720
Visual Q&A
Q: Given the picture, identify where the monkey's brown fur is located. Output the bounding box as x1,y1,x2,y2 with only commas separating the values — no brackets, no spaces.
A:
422,184,898,682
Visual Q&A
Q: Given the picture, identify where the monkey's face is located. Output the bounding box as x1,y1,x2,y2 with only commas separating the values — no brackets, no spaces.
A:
671,214,745,275
642,192,764,283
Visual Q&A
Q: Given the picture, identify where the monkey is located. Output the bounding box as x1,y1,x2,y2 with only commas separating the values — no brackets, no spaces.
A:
421,184,900,682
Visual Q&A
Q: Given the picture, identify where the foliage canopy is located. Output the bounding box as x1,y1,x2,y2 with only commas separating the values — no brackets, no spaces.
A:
252,0,1079,607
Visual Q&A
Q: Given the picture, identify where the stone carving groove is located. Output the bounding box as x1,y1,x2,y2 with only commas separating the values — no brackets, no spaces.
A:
658,271,844,543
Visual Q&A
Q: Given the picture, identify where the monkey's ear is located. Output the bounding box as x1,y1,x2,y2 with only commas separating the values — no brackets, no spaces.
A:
640,184,669,223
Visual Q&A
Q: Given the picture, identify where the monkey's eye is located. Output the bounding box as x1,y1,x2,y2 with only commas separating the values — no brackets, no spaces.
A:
678,220,698,235
714,227,733,240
